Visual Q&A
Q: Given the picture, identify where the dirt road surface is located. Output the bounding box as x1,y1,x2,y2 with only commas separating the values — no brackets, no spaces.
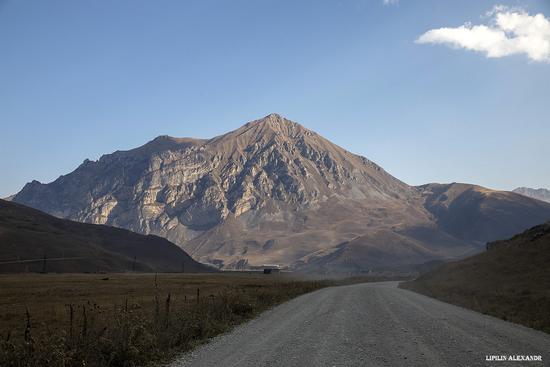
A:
170,282,550,367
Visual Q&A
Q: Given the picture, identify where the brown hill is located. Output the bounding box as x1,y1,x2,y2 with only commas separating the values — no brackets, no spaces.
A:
402,222,550,332
11,114,550,271
0,199,212,273
295,226,476,273
419,183,550,243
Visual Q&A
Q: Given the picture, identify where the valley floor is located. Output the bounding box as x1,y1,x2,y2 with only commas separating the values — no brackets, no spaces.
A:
171,282,550,367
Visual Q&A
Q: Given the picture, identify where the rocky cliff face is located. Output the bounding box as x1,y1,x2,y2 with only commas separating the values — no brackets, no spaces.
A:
13,114,550,271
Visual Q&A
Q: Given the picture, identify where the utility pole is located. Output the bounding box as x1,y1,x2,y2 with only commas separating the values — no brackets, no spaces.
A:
41,253,47,274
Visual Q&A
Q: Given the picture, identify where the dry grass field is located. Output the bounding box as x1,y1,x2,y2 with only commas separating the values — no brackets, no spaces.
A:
0,273,392,367
0,273,281,334
0,272,337,367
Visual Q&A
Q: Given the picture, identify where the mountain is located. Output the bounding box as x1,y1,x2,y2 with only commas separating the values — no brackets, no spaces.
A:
419,183,550,243
513,187,550,204
11,114,550,271
0,199,212,273
402,222,550,333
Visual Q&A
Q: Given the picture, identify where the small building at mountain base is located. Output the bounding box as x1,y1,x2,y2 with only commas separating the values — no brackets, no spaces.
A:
263,265,281,275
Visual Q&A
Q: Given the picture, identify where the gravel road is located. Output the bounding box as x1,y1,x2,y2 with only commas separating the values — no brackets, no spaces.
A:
170,282,550,367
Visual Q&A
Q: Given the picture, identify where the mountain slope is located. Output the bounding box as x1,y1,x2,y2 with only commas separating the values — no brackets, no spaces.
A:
295,225,478,273
513,187,550,203
12,114,550,271
418,183,550,243
0,199,212,273
402,222,550,333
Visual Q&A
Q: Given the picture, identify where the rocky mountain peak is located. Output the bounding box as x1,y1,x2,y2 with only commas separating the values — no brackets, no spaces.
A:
229,113,314,143
10,115,550,272
256,113,298,128
12,114,464,269
257,113,303,129
14,115,412,225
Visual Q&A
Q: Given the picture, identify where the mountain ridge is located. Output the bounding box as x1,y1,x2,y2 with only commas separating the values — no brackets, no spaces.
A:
12,114,550,271
513,187,550,204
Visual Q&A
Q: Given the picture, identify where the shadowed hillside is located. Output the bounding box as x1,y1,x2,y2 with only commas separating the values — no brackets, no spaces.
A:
0,200,213,273
419,183,550,243
402,222,550,333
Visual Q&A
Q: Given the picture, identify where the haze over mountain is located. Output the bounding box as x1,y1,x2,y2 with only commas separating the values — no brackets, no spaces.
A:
0,199,211,273
513,187,550,204
12,114,550,271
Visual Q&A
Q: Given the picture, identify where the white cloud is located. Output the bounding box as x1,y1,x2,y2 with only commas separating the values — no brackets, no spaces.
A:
416,5,550,62
383,0,399,6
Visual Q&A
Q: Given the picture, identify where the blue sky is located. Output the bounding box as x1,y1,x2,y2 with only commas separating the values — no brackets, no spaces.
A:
1,0,549,197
